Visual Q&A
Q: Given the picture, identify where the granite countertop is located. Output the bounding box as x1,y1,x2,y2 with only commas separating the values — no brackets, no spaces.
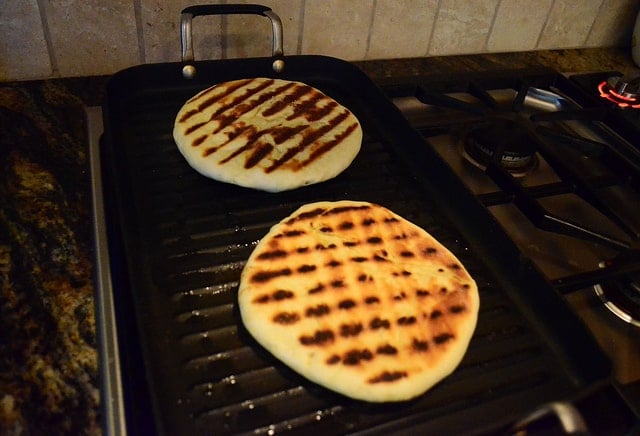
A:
0,48,638,435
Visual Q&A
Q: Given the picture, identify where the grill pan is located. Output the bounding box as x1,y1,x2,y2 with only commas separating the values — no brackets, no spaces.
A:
99,5,611,435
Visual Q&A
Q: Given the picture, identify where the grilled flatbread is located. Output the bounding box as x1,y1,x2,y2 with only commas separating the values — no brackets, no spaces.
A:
238,200,479,402
173,78,362,192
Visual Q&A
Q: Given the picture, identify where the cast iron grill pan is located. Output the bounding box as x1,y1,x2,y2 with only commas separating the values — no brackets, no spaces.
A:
102,56,610,435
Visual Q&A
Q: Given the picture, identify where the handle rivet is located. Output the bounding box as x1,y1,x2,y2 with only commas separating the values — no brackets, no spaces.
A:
272,59,285,73
182,64,196,79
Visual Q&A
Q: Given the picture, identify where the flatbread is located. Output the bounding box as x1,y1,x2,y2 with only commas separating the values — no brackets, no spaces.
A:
173,78,362,192
238,200,479,402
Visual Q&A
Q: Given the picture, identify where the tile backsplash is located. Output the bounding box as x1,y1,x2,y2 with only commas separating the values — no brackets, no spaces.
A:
2,0,638,81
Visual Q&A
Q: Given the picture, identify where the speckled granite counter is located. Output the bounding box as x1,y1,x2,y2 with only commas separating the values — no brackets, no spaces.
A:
0,48,638,435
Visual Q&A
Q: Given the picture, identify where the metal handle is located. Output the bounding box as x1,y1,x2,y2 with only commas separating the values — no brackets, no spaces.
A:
510,401,589,435
180,3,285,79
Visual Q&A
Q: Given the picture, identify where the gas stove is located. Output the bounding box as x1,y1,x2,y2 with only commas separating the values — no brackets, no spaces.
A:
88,63,640,435
386,66,640,403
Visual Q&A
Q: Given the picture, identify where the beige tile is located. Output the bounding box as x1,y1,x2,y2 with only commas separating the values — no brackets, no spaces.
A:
44,0,139,77
487,0,553,52
428,0,499,55
586,0,640,47
301,0,374,60
537,0,602,49
367,0,438,59
225,0,303,59
0,0,52,81
141,0,223,64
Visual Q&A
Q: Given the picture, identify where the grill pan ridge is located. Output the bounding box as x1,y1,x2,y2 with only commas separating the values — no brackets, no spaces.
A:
101,56,610,435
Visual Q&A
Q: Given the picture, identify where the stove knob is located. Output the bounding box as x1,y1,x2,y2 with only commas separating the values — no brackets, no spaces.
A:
606,75,640,99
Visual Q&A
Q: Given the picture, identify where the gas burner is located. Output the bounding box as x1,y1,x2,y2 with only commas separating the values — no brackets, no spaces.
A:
594,254,640,328
598,75,640,109
461,116,539,177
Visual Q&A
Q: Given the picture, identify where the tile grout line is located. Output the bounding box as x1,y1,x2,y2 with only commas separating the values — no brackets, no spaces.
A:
425,0,443,56
534,0,556,50
133,0,145,64
484,0,503,53
364,0,378,59
35,0,59,77
584,0,607,48
297,0,306,55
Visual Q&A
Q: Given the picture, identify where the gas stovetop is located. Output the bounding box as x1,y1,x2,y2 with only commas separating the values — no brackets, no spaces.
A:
384,66,640,406
88,65,640,435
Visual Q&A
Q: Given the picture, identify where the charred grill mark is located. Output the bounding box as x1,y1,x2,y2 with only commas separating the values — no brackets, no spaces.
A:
350,256,368,263
369,371,407,384
434,333,454,345
325,205,371,215
285,91,324,121
326,260,342,268
262,83,313,117
305,100,339,122
412,338,429,352
297,264,317,273
462,283,471,290
245,142,274,169
424,247,438,255
257,249,288,260
330,280,345,288
300,329,334,346
184,121,207,135
192,135,208,147
365,296,380,305
393,292,407,301
339,323,363,337
273,290,294,300
250,268,292,283
416,289,430,297
274,230,305,238
286,207,326,224
178,109,199,123
376,344,398,355
369,317,390,330
394,233,408,240
273,312,300,325
300,121,357,167
397,316,417,326
343,241,358,247
326,355,341,365
253,294,270,304
440,287,448,294
400,250,415,258
315,243,337,251
449,305,465,314
450,263,461,270
270,125,308,145
265,111,352,173
319,226,332,233
208,79,279,125
306,304,330,317
342,349,373,366
338,221,354,230
367,236,383,244
338,299,356,310
430,310,443,320
362,218,376,226
179,80,251,123
296,247,310,254
373,254,389,262
384,217,400,223
308,283,325,295
357,274,368,282
202,125,255,156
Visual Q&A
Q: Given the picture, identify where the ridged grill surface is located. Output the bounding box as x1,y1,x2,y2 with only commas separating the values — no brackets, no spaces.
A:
104,73,595,435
